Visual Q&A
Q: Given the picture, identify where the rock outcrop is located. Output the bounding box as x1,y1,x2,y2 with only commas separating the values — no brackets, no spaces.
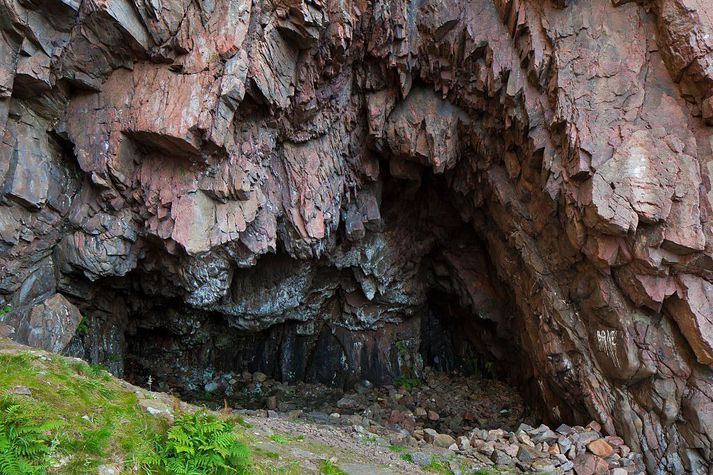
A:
1,0,713,473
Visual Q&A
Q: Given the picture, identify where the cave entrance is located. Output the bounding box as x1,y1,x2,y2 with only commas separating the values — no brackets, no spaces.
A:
100,164,539,432
421,289,499,378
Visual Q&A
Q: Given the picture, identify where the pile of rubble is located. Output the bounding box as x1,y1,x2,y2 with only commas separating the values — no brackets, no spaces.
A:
211,367,530,435
410,421,645,474
210,368,644,474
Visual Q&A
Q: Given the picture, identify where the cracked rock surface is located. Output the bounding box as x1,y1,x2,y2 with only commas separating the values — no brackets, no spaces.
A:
1,0,713,473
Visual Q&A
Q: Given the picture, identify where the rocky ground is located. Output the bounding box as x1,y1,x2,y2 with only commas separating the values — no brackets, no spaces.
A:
188,367,646,474
1,331,646,474
205,367,530,434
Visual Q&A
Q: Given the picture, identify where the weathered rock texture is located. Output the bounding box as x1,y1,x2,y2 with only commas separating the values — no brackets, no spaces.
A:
1,0,713,473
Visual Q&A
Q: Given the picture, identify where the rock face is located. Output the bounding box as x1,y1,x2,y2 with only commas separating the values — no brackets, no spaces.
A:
1,0,713,473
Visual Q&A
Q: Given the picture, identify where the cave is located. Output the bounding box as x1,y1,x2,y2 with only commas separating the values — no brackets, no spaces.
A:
69,169,537,424
4,0,713,472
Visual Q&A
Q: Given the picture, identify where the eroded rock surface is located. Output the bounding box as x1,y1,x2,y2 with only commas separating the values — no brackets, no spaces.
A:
1,0,713,473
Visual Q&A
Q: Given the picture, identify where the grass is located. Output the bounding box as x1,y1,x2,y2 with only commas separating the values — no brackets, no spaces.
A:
424,454,454,474
0,341,382,475
269,433,304,444
0,351,168,473
395,376,422,390
318,459,346,474
388,443,409,453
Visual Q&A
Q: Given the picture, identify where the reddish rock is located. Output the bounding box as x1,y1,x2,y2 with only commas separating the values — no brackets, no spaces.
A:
1,2,712,474
586,439,614,458
573,453,609,475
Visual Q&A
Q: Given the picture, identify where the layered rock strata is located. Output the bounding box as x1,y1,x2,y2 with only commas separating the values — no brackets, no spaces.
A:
1,0,713,473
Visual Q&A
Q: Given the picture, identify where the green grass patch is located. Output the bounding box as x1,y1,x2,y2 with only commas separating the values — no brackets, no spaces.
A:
388,443,408,453
0,350,169,473
318,459,346,475
269,433,304,444
395,376,422,390
425,455,454,474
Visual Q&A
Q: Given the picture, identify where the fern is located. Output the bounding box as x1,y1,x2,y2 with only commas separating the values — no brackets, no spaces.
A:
0,397,61,475
143,411,251,475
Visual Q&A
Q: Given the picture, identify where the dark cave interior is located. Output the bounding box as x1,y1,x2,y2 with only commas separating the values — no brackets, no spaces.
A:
65,165,538,421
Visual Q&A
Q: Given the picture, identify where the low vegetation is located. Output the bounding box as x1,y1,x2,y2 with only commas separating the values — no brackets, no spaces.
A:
0,347,277,473
141,411,251,474
0,396,60,474
0,341,479,474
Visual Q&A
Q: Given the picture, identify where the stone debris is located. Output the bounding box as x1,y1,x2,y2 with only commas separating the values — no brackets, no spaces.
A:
232,368,645,474
455,423,645,474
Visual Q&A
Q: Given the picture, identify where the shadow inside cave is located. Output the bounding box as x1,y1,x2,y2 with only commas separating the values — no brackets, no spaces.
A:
65,166,543,433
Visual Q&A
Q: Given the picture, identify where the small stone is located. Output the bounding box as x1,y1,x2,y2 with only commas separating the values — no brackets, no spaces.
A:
587,439,614,457
388,410,403,424
457,436,470,451
423,428,438,443
572,453,608,475
337,397,358,409
98,464,121,475
518,433,535,447
502,443,519,458
531,459,556,472
604,436,625,447
490,449,513,465
266,395,277,410
427,410,440,421
241,370,252,382
329,412,340,419
488,429,505,441
558,437,572,453
567,445,577,459
610,469,628,475
532,429,559,444
473,452,495,466
8,386,32,396
517,445,538,462
573,431,600,445
253,372,267,383
267,410,279,418
410,452,433,466
433,433,456,448
586,421,602,433
474,440,495,457
415,407,427,418
556,423,574,435
561,460,574,471
138,399,173,422
517,423,535,432
620,445,631,457
448,443,458,451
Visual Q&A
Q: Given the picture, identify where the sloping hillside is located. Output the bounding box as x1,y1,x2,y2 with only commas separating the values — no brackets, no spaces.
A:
0,338,470,474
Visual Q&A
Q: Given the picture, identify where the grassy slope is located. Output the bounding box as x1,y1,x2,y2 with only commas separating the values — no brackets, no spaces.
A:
0,339,313,474
0,339,508,475
0,339,412,474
